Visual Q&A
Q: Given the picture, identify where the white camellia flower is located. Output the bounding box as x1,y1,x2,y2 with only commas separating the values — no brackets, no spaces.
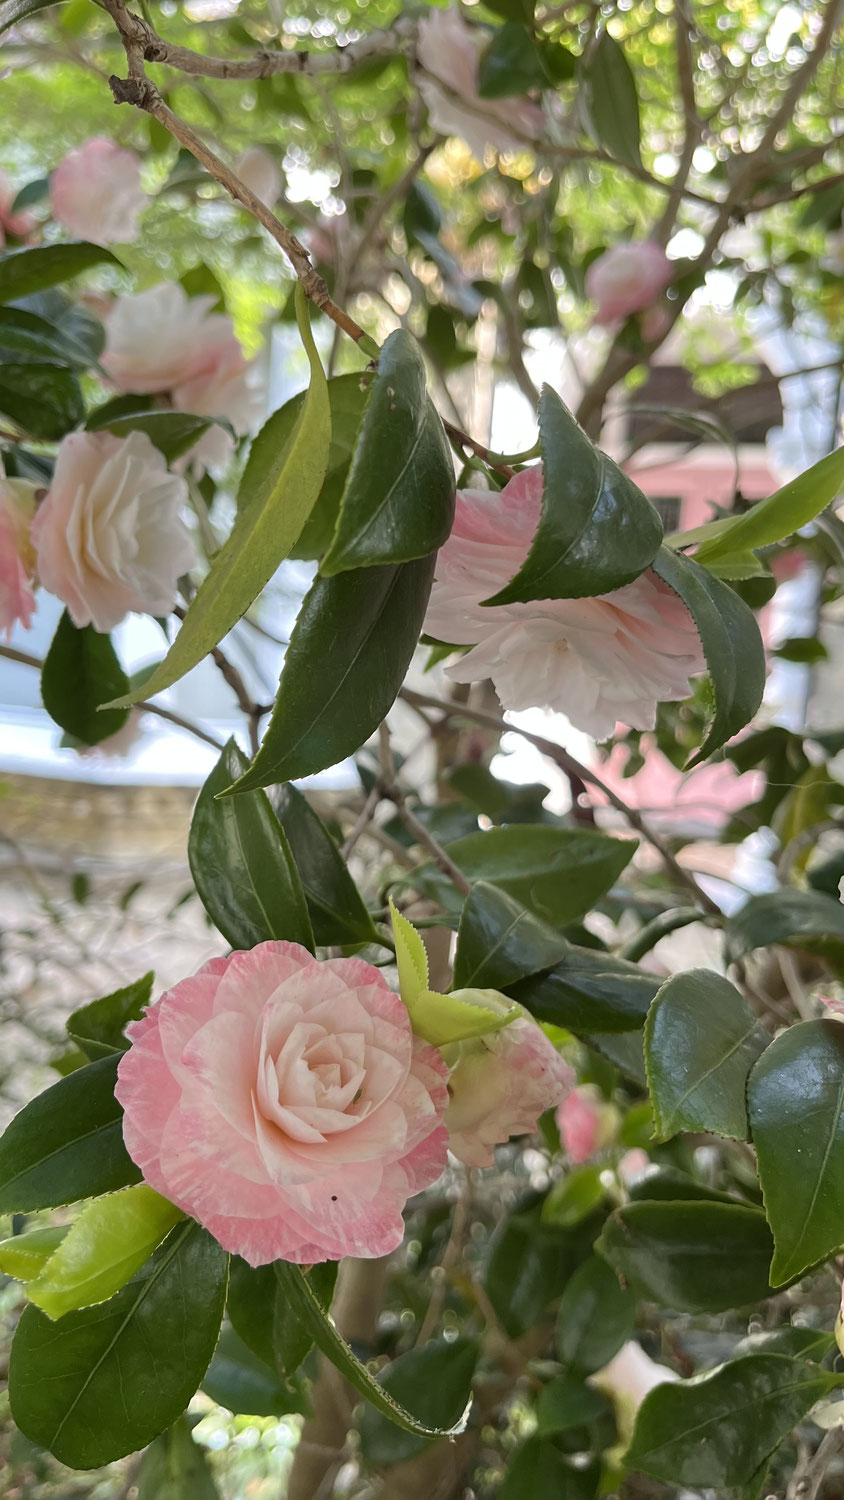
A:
416,6,545,160
51,138,147,246
32,429,194,633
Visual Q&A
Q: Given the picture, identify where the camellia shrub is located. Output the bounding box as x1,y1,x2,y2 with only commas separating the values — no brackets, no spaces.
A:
1,0,844,1495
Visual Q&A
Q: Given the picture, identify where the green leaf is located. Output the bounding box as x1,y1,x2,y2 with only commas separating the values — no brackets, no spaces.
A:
415,826,636,927
358,1338,479,1466
86,408,225,462
285,373,370,558
452,881,569,990
66,972,154,1060
226,1257,337,1379
0,306,100,368
727,889,844,972
188,739,313,952
651,546,765,765
109,287,330,707
581,32,642,168
0,361,84,439
202,1326,307,1418
9,1222,228,1468
0,0,69,28
749,1019,844,1285
485,1199,597,1338
695,446,844,566
542,1165,606,1228
391,897,429,1005
487,391,662,604
625,1354,841,1487
514,945,660,1033
0,1227,69,1282
535,1374,611,1434
555,1255,635,1374
225,553,436,790
644,969,769,1142
136,1416,220,1500
41,613,129,747
320,328,455,574
597,1200,778,1313
268,782,379,946
478,22,548,98
0,242,120,302
390,899,515,1043
0,1055,141,1214
26,1185,183,1319
272,1262,473,1438
499,1436,596,1499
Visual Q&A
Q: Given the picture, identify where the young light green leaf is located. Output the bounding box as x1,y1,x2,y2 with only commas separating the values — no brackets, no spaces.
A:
107,286,330,707
390,900,517,1043
644,969,769,1141
390,898,429,1006
0,1227,69,1283
320,328,455,574
273,1262,473,1439
487,389,662,604
749,1019,844,1285
188,739,314,952
695,446,844,565
26,1186,183,1320
0,242,120,301
651,545,765,765
41,612,129,746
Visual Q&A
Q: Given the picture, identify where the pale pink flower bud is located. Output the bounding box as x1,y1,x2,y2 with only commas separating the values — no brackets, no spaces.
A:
0,171,36,246
417,6,545,160
32,429,194,633
617,1147,650,1184
51,138,147,246
557,1085,616,1163
0,463,38,638
235,146,282,205
585,242,673,327
592,1340,679,1442
425,465,705,740
445,1001,573,1168
115,943,450,1264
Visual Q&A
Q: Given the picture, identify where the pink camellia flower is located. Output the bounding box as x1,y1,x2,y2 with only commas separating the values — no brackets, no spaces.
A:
425,465,705,740
235,145,282,205
445,1001,573,1168
32,429,194,633
557,1085,605,1163
585,242,673,327
0,170,36,246
416,6,545,160
51,138,147,246
617,1147,650,1184
115,943,450,1264
0,462,39,637
172,340,263,475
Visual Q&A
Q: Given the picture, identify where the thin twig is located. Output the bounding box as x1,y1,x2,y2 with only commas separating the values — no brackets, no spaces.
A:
340,784,382,860
378,722,472,896
787,1427,844,1500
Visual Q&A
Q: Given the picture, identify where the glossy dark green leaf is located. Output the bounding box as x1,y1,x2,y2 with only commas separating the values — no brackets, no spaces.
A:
272,1262,472,1438
485,1199,597,1338
644,969,769,1141
112,289,330,707
320,329,454,574
555,1255,635,1374
358,1338,479,1466
0,0,69,28
86,408,225,462
0,361,84,439
535,1374,611,1435
430,826,635,927
626,1166,740,1205
267,782,379,946
9,1223,227,1468
188,739,313,952
0,306,99,367
581,32,642,168
727,889,844,972
66,971,154,1060
202,1327,307,1418
136,1416,220,1500
749,1019,844,1285
499,1436,595,1500
515,945,660,1033
227,554,436,791
585,1028,647,1084
0,1054,140,1213
478,22,547,97
283,373,370,558
597,1201,778,1312
0,242,120,301
651,545,765,765
41,612,129,746
735,1327,836,1362
226,1257,336,1378
625,1354,840,1487
452,881,569,990
488,391,662,604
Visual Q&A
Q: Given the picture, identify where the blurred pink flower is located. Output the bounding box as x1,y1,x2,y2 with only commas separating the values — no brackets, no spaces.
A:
235,146,282,205
115,943,450,1264
173,340,263,475
585,242,673,327
445,1007,573,1167
557,1085,606,1163
51,138,147,246
425,465,705,739
596,737,764,834
0,171,36,246
0,462,38,637
617,1147,650,1184
32,429,194,633
417,6,545,159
